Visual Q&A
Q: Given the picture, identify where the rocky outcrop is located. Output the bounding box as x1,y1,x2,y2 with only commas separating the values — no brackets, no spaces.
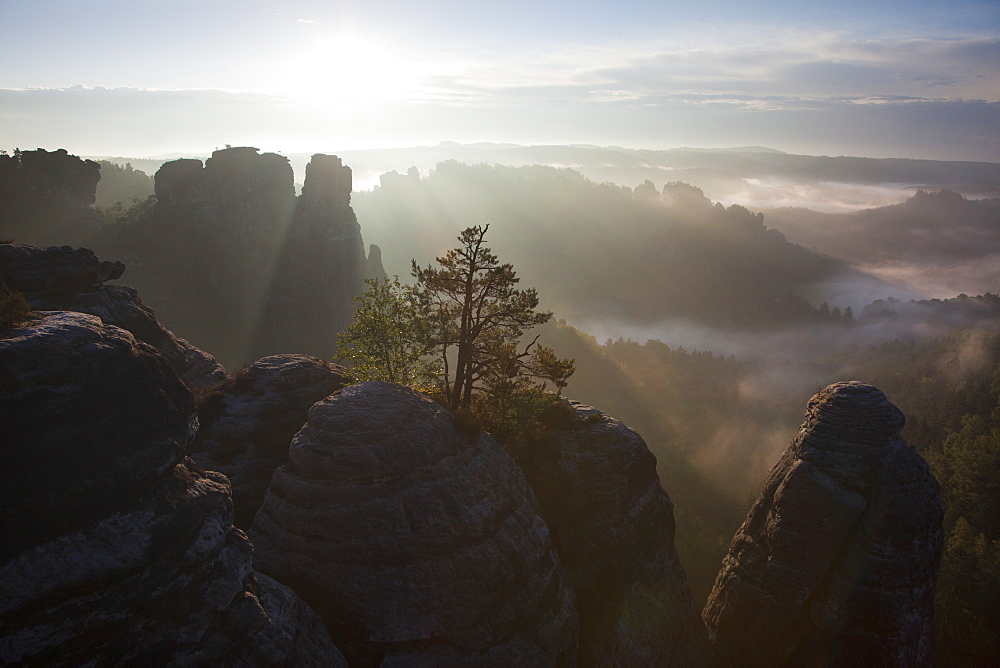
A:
0,149,103,247
366,242,387,281
518,401,709,666
252,154,369,361
702,381,943,666
0,242,227,392
0,311,343,664
0,148,100,209
189,354,349,528
0,242,123,295
140,147,299,366
250,382,579,665
114,147,379,367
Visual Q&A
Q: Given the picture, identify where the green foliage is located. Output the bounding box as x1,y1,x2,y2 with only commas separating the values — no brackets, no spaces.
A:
0,289,31,330
353,161,844,330
94,160,154,208
336,276,438,387
95,195,156,227
412,224,574,411
475,388,576,458
923,395,1000,665
935,520,1000,664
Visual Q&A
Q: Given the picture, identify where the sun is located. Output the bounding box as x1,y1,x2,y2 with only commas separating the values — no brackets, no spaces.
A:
277,33,422,106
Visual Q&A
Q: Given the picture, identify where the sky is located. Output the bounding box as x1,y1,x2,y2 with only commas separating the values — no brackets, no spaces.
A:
1,0,998,160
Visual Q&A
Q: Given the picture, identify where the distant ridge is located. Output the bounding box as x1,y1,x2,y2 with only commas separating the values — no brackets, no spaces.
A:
668,146,787,154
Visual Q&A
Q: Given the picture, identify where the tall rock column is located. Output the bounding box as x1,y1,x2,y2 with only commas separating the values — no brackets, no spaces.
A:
140,147,298,367
517,401,709,666
252,154,368,360
703,381,943,666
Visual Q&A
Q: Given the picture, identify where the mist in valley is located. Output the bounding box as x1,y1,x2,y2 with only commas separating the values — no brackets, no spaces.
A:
5,0,1000,659
3,142,999,660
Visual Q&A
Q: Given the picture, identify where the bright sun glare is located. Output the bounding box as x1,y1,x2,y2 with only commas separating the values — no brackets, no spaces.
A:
279,33,422,106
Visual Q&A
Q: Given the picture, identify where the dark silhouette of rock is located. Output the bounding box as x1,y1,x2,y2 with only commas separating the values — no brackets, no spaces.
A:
0,148,100,209
0,242,227,392
111,147,380,368
0,149,102,247
367,242,387,281
0,311,344,664
0,242,122,295
702,381,943,666
139,147,299,366
518,401,709,666
252,154,369,361
250,381,579,665
189,354,349,528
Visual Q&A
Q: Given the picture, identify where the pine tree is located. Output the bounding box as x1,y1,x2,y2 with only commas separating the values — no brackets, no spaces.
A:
412,224,574,411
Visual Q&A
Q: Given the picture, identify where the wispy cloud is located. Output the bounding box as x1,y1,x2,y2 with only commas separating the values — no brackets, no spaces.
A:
400,33,999,112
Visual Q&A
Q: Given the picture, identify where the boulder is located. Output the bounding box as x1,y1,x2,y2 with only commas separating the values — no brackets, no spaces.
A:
702,381,943,666
0,311,343,664
189,354,349,528
518,401,709,666
0,242,228,392
250,381,579,665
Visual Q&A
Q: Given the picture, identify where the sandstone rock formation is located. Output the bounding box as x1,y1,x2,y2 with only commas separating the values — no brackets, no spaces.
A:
0,148,102,247
0,242,227,392
250,381,579,665
252,154,370,361
142,147,298,366
189,354,349,528
0,311,343,664
518,401,709,666
702,381,943,666
0,148,100,209
110,147,381,367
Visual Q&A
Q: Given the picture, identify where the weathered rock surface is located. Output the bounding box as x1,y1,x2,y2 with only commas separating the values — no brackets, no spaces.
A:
189,354,349,528
0,242,122,294
0,312,344,665
0,242,228,392
702,381,943,666
250,381,580,665
518,401,709,666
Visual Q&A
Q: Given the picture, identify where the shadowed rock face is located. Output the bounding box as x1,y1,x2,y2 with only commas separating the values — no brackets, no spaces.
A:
252,154,369,361
189,354,349,529
703,381,943,666
0,148,100,209
0,149,103,248
518,401,709,666
250,381,579,665
0,312,343,665
0,242,228,392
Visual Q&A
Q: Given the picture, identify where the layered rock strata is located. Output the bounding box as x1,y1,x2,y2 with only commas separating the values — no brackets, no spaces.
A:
703,381,943,666
250,381,579,665
0,242,227,392
190,354,349,528
518,401,709,666
0,311,343,664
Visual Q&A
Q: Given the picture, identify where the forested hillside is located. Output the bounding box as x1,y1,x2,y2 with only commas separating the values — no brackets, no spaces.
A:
354,162,847,329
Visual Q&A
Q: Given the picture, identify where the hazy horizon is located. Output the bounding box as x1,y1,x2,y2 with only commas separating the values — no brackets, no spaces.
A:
2,0,998,161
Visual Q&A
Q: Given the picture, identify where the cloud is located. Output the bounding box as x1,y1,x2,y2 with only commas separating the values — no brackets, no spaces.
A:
2,75,997,160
